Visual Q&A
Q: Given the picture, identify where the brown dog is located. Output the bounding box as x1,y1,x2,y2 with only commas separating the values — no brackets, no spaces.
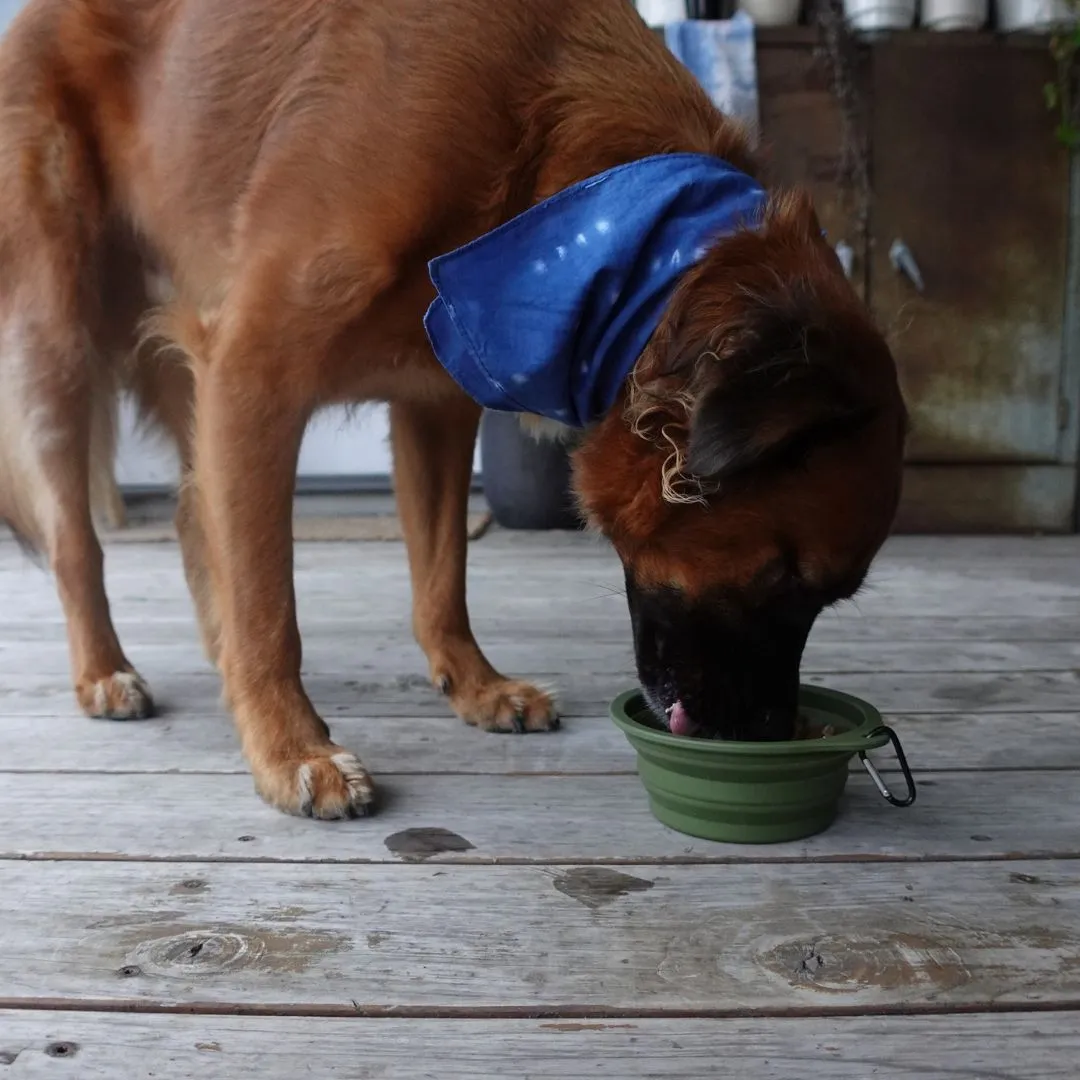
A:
0,0,905,817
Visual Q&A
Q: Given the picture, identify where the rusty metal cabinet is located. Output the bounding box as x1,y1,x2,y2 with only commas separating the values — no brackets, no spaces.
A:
758,31,1078,532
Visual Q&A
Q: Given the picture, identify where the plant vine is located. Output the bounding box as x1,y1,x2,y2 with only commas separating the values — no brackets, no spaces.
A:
810,0,871,246
811,1,1080,197
1045,3,1080,149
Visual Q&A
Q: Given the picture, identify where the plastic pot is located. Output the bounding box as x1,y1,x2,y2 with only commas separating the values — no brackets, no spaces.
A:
996,0,1075,31
478,411,583,531
738,0,803,24
921,0,988,28
636,0,689,25
843,0,918,30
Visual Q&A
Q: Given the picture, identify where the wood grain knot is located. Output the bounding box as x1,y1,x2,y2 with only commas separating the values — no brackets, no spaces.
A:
761,932,972,994
117,922,351,978
125,929,264,977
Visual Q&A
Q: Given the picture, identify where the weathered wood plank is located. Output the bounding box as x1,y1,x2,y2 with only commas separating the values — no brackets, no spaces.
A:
10,611,1080,645
1,860,1077,1010
7,529,1080,564
0,771,1075,863
12,524,1080,557
0,709,1073,774
3,668,1079,716
2,1011,1078,1078
4,570,1075,622
9,629,1080,675
4,550,1080,617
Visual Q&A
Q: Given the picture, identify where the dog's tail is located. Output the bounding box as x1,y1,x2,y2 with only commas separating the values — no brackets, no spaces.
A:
0,2,130,551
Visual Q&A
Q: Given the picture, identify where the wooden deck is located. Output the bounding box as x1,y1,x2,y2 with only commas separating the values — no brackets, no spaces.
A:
1,527,1079,1076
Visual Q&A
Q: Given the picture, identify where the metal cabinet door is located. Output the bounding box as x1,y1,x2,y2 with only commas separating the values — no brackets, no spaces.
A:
870,38,1075,530
872,39,1071,465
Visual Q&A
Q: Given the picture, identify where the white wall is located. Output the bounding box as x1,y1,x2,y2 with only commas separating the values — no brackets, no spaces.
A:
114,402,398,486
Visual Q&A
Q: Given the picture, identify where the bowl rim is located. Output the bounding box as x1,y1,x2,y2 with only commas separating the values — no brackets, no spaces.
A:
609,685,891,755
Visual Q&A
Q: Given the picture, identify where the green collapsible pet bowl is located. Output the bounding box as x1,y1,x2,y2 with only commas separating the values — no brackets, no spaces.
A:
610,686,916,844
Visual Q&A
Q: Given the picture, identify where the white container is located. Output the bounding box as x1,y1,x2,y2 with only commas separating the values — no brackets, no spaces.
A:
996,0,1076,31
843,0,918,30
920,0,988,28
636,0,687,25
738,0,803,25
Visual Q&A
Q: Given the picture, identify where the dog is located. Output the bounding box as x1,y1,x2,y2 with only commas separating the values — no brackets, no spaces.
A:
0,0,906,818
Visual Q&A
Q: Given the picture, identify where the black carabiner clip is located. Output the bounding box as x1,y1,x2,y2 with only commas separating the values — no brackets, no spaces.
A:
860,726,917,808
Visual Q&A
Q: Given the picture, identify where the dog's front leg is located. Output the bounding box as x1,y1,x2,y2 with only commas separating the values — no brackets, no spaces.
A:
390,395,560,733
192,314,375,819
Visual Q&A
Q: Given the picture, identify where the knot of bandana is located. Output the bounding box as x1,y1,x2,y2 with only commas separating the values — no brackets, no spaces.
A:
424,152,767,428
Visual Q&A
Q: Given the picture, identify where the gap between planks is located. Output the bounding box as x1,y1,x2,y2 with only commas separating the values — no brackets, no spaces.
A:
1,998,1080,1021
8,853,1080,867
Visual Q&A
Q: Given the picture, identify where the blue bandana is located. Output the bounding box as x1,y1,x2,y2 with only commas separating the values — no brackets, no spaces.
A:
423,153,767,428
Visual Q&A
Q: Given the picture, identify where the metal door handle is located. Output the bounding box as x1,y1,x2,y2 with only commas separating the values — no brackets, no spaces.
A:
889,239,925,293
833,240,855,281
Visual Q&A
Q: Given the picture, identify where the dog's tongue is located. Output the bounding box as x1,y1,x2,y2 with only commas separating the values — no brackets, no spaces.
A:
668,700,696,737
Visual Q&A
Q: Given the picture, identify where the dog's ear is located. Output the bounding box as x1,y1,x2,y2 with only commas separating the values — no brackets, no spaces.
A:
686,327,870,483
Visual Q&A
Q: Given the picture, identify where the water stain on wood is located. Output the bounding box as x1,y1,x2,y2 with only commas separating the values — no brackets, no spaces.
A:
196,1043,222,1052
932,679,1012,706
344,674,432,695
553,868,654,910
384,827,474,861
366,931,392,948
114,922,351,979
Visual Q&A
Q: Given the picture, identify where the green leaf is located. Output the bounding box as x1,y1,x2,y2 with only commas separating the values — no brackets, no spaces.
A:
1046,81,1061,110
1055,122,1080,149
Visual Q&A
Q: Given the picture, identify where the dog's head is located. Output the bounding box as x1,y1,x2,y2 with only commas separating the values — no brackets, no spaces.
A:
573,191,906,740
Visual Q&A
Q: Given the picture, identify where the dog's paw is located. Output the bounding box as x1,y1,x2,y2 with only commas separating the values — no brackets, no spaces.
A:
253,747,376,820
78,670,154,720
451,678,561,734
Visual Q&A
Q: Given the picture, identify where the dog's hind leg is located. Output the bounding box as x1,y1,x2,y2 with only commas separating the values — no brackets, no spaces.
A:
0,86,152,719
0,312,153,720
390,394,561,734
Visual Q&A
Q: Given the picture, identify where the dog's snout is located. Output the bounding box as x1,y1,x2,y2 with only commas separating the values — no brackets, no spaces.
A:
625,576,811,742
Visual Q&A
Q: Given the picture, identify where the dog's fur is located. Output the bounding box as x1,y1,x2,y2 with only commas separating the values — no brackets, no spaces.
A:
0,0,905,816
